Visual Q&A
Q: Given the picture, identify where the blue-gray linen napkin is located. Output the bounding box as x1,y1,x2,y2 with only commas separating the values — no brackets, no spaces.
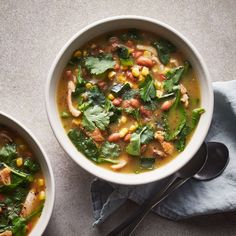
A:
91,80,236,225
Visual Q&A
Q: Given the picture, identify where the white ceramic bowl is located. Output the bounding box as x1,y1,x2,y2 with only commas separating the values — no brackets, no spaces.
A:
0,112,55,236
46,16,213,185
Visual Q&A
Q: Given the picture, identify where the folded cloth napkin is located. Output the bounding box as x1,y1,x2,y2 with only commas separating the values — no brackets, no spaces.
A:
91,80,236,225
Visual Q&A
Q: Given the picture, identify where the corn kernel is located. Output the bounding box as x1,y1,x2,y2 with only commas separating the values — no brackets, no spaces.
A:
129,125,137,132
120,65,128,70
39,191,46,201
117,74,126,83
143,50,152,57
38,178,44,186
156,90,163,98
73,50,82,58
138,74,145,82
72,118,81,126
119,128,128,138
131,67,140,77
163,67,170,74
141,66,149,76
154,81,162,90
108,93,115,100
85,83,92,89
83,50,88,56
16,158,23,167
120,116,127,124
108,71,116,79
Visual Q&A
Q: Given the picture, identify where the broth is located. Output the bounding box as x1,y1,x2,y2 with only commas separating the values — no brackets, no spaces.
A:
57,29,202,173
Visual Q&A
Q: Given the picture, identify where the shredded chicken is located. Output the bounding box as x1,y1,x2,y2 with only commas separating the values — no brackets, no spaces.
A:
161,141,174,155
0,168,11,185
153,148,166,157
180,93,189,108
111,157,128,170
67,81,81,117
136,45,157,56
0,231,12,236
180,84,187,94
21,189,38,217
169,58,179,67
154,131,165,143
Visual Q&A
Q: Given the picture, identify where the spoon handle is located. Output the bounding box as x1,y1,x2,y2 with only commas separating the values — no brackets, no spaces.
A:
106,175,187,236
122,177,189,236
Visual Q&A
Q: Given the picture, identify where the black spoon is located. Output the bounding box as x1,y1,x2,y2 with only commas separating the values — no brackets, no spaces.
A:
107,142,229,236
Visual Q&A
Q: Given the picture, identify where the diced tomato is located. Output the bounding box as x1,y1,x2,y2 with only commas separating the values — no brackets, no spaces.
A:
159,74,167,81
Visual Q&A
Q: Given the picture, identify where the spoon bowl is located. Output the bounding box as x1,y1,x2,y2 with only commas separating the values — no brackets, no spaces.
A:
194,142,229,181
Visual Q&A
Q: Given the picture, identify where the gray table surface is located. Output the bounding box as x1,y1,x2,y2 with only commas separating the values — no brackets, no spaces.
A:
1,0,236,235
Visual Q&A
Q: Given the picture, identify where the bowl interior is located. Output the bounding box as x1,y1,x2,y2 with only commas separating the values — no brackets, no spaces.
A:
0,112,55,236
46,16,213,185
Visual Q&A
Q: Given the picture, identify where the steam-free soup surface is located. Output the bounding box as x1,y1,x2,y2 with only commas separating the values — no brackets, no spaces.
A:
0,126,45,235
57,29,204,173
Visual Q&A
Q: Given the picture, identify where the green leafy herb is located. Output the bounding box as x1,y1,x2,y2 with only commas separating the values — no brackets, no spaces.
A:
120,29,142,42
163,66,185,92
126,126,154,156
140,157,155,169
61,111,70,118
0,144,17,163
85,54,115,75
120,58,134,67
23,159,40,174
105,100,122,123
73,65,86,97
87,86,106,106
68,129,99,162
82,105,110,131
175,125,191,151
117,46,130,59
122,89,139,100
100,141,120,159
124,108,140,120
191,108,205,128
139,75,156,102
164,91,187,141
153,39,176,65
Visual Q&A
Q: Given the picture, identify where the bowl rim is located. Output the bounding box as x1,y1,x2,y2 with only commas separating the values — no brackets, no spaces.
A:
45,15,214,185
0,111,55,235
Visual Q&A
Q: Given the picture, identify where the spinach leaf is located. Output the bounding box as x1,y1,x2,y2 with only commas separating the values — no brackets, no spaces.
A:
164,91,187,141
138,126,154,144
105,100,122,123
100,142,120,159
82,105,110,131
126,126,153,156
175,125,191,152
85,54,115,75
153,39,176,65
120,29,142,42
122,89,139,100
163,66,185,92
68,129,99,162
124,108,140,120
140,157,155,169
11,217,27,236
117,45,134,66
73,65,86,97
191,108,205,128
117,46,130,59
87,86,106,106
139,75,156,102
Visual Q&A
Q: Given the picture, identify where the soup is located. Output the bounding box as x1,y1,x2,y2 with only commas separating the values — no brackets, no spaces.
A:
57,29,204,173
0,126,45,235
